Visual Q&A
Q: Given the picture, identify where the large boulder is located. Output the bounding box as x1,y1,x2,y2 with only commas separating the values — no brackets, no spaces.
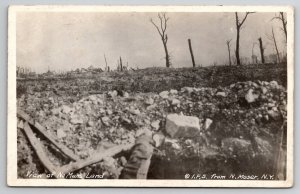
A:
165,114,200,138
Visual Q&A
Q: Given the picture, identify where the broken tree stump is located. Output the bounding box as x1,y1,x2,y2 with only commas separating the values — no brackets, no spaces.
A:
188,39,196,68
23,122,59,178
17,109,79,161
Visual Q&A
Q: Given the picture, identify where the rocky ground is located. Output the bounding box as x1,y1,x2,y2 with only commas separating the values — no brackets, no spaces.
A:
17,64,287,179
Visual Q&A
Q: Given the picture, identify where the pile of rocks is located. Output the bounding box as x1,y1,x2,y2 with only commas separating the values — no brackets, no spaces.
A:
17,80,287,178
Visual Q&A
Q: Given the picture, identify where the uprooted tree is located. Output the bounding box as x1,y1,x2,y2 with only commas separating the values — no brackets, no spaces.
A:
150,13,171,68
235,12,254,65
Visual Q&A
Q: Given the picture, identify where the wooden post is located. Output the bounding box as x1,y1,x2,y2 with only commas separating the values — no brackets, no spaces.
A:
188,39,196,68
120,57,123,71
258,37,265,64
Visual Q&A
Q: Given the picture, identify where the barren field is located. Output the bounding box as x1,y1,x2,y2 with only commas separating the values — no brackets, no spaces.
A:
17,63,287,179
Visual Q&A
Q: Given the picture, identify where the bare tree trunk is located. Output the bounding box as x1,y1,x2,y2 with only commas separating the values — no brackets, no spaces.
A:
271,27,281,63
235,26,241,65
226,39,232,66
272,12,287,42
150,13,171,68
163,41,170,68
104,54,108,71
188,39,196,68
258,37,265,64
280,12,287,41
235,12,254,66
120,56,123,71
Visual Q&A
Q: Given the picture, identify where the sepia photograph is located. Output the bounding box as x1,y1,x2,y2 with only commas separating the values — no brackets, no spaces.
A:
7,5,294,187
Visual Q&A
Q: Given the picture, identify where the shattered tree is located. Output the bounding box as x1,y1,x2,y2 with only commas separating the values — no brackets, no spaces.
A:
150,13,171,68
235,12,254,65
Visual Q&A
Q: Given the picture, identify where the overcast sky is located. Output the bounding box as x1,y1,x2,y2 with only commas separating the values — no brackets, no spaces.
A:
16,12,286,73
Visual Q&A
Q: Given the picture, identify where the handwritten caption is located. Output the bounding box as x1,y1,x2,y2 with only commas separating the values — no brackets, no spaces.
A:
26,171,105,179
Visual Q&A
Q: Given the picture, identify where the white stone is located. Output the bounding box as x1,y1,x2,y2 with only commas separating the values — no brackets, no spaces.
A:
153,133,165,147
261,86,268,94
230,83,235,88
101,116,110,123
151,120,160,131
182,87,194,94
89,95,97,102
245,89,259,103
135,127,152,137
145,98,154,105
87,121,94,127
70,117,84,125
170,89,178,95
171,98,180,105
57,129,67,139
108,90,118,98
270,81,279,89
204,118,213,130
216,92,226,97
123,92,129,98
165,114,200,138
159,91,169,99
61,105,72,114
252,82,259,88
106,109,113,115
129,108,140,115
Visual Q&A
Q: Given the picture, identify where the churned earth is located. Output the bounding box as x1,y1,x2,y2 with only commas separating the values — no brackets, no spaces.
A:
17,64,287,179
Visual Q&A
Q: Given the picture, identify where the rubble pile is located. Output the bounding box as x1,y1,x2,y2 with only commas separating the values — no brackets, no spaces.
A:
17,80,287,179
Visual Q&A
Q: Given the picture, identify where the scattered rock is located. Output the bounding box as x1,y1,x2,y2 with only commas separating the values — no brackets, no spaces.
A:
165,114,200,138
270,81,279,89
165,138,181,150
221,138,252,155
170,89,178,95
245,89,259,103
159,91,169,99
171,98,180,105
182,87,194,95
120,156,127,166
129,108,140,115
267,109,281,120
61,105,72,114
216,91,226,97
255,137,273,160
135,127,152,137
260,86,268,94
70,116,84,125
51,108,60,116
151,120,160,131
145,98,154,105
87,121,95,127
123,92,129,98
101,116,110,126
153,132,165,147
106,109,113,115
204,118,213,130
57,129,67,139
108,90,118,98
